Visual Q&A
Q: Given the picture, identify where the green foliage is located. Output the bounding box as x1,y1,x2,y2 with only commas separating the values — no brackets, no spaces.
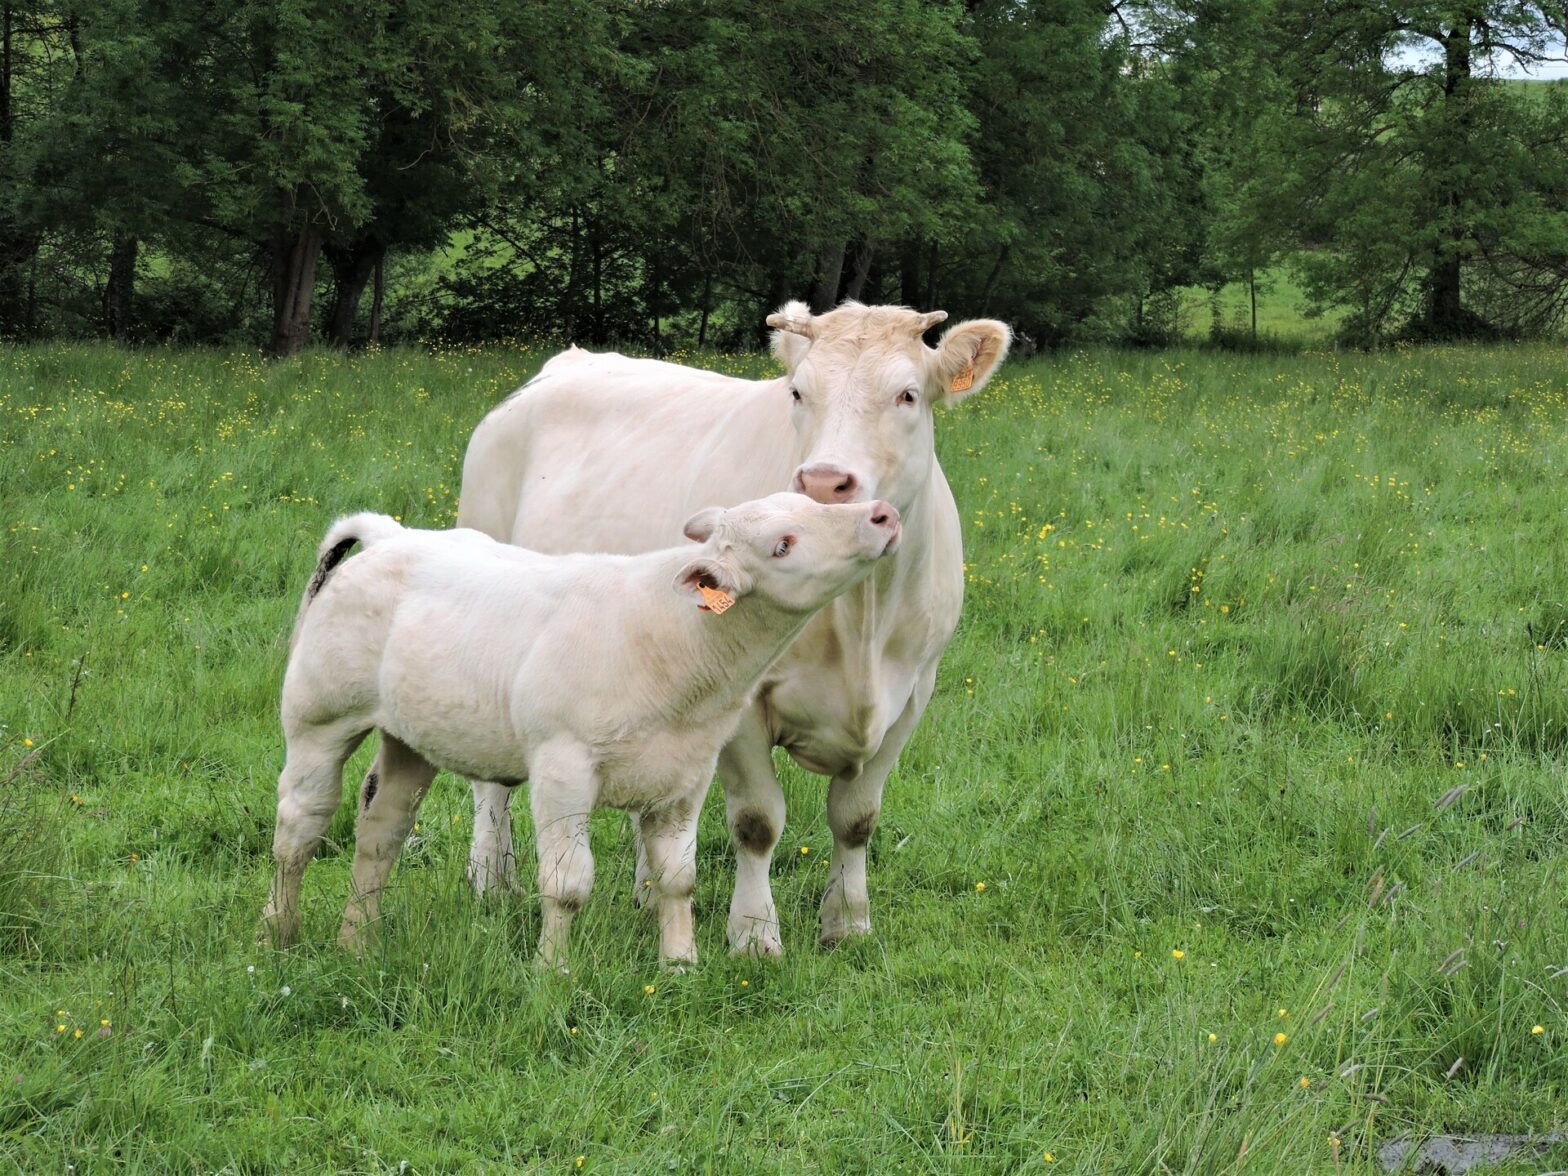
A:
3,2,1568,348
4,343,1568,1166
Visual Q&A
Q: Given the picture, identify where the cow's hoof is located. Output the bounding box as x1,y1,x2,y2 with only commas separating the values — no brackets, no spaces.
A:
729,925,783,959
818,917,872,948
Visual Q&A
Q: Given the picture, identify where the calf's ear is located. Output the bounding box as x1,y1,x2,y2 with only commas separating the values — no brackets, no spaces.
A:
674,556,743,607
930,319,1011,402
682,506,725,542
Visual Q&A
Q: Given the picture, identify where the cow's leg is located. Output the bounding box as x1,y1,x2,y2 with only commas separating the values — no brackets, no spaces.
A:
719,709,786,958
820,675,932,946
262,722,367,947
339,733,438,952
467,779,523,896
529,741,598,971
639,795,702,968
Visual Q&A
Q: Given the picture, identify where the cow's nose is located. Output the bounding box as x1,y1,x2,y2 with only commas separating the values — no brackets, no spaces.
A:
793,463,860,504
868,501,898,529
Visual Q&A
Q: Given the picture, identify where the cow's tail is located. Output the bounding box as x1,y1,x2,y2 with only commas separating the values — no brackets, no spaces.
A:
290,512,403,648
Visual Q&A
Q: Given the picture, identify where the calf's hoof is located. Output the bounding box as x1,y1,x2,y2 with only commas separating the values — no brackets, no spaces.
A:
258,913,298,950
466,861,526,899
337,921,373,958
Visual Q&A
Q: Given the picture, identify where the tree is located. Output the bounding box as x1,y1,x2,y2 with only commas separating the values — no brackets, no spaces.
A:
1233,1,1568,340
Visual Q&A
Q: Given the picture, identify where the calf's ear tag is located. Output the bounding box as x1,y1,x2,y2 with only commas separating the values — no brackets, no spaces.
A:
699,584,735,613
948,362,975,394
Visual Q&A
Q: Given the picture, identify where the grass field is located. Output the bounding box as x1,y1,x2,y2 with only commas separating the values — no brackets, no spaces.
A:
3,341,1568,1172
1178,268,1343,345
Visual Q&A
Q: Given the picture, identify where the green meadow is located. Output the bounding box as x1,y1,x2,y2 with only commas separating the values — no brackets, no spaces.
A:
2,343,1567,1172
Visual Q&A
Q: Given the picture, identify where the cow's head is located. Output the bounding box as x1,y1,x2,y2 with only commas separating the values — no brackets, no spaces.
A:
767,301,1010,512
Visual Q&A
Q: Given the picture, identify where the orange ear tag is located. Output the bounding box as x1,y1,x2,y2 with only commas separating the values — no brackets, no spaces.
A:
948,362,975,394
698,584,735,613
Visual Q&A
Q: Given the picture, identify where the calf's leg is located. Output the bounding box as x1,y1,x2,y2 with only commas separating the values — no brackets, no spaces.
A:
630,812,654,910
339,733,439,952
529,741,598,971
718,709,786,958
468,778,522,895
639,795,702,967
262,722,367,946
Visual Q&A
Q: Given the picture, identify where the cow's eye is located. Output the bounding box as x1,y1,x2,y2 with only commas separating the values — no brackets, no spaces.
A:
897,388,918,406
789,386,802,404
773,537,793,558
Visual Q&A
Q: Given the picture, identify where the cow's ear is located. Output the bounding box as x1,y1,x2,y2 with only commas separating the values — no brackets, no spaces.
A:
767,300,815,371
930,319,1011,402
682,506,724,543
673,556,743,607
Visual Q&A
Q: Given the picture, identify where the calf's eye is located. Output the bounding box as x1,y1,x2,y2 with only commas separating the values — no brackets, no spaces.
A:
773,537,793,558
897,388,918,405
790,387,802,403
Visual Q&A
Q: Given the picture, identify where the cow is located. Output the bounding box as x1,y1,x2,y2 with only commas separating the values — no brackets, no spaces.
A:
262,492,901,969
444,300,1009,956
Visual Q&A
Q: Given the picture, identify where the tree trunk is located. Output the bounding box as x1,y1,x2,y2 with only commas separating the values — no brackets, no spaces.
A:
843,238,875,303
1427,23,1471,337
368,254,384,346
1,5,12,146
922,240,940,310
563,207,580,342
648,251,662,355
899,240,922,306
697,272,712,349
979,244,1010,313
104,234,137,340
0,4,20,334
810,240,846,313
1249,269,1257,339
590,222,604,345
325,242,380,348
270,224,322,358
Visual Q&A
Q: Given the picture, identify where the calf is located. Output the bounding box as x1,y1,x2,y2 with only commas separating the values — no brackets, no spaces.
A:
262,492,900,968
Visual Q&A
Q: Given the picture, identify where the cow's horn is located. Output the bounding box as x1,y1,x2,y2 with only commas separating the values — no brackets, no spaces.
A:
912,309,948,334
766,309,817,338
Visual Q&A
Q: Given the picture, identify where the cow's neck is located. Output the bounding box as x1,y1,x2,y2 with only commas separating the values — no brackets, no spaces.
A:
823,470,940,656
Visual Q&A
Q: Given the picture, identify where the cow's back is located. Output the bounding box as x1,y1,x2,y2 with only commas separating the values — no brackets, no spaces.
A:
459,351,798,553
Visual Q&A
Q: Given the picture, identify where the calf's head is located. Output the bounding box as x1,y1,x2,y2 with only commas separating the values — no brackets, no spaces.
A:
767,301,1011,513
675,492,900,615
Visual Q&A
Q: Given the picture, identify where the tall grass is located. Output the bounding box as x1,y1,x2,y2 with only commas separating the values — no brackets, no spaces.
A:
2,341,1566,1171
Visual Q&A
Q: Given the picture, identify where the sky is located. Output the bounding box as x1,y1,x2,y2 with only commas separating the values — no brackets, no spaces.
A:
1394,35,1568,80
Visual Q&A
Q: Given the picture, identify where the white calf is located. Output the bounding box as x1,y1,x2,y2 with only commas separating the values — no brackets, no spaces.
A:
262,492,901,968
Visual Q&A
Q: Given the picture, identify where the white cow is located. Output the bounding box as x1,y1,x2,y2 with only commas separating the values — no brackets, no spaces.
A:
262,493,901,969
451,300,1010,955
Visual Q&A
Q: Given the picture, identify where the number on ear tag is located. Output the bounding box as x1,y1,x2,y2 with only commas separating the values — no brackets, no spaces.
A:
948,362,975,394
699,584,735,613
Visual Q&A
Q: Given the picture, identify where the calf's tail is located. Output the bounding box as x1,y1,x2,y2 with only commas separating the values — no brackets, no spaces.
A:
290,512,404,648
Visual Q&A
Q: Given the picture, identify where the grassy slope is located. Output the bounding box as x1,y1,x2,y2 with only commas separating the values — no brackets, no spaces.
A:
2,343,1567,1173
